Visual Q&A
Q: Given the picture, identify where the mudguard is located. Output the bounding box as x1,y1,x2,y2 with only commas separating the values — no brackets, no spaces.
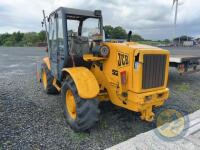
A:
62,67,99,99
42,57,51,70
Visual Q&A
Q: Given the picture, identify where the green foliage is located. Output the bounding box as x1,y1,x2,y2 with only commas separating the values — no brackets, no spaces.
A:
0,26,171,47
0,31,46,47
138,40,159,46
22,32,39,46
132,34,144,41
38,30,46,42
138,40,171,46
112,26,127,39
104,25,127,39
104,25,143,41
164,39,170,44
4,40,14,46
103,25,172,46
13,31,24,43
0,33,12,45
104,25,114,39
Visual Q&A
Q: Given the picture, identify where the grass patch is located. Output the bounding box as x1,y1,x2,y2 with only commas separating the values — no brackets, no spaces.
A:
110,128,125,143
174,83,190,93
100,119,108,129
68,131,90,143
138,40,167,46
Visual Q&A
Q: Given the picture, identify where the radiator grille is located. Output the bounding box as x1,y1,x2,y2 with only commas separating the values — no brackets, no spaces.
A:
142,54,166,89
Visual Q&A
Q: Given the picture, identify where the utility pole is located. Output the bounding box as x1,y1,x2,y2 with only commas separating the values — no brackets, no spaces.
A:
172,0,179,46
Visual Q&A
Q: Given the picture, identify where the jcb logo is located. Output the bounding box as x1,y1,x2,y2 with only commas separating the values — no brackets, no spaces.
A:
117,52,129,67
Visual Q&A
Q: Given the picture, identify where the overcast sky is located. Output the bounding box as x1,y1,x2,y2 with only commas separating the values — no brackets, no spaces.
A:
0,0,199,40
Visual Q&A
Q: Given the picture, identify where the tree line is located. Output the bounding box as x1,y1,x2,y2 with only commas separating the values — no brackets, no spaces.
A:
104,25,144,41
0,25,171,47
0,31,46,46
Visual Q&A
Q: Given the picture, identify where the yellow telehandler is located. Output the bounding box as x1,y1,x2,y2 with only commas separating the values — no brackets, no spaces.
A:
40,7,170,131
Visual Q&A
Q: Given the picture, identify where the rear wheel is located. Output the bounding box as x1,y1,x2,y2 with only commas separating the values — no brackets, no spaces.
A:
41,63,59,94
61,76,100,132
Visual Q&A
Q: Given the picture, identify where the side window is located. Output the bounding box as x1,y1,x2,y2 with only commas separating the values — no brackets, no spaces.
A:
57,11,64,56
49,16,57,55
49,18,53,49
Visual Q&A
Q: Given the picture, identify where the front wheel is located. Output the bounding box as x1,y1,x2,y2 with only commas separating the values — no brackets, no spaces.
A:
61,76,100,132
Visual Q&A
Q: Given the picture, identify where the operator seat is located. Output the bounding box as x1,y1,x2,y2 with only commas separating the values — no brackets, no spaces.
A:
66,32,91,68
69,36,90,56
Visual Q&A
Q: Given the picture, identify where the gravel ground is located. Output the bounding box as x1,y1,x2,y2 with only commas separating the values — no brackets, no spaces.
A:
0,47,200,150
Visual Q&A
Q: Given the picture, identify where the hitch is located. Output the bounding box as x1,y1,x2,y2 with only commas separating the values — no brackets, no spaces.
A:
140,107,155,122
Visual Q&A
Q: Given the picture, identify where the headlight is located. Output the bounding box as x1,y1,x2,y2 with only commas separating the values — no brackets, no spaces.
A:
100,46,110,57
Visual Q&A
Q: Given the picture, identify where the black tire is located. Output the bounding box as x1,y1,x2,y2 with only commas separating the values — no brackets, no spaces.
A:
61,76,100,132
41,63,59,94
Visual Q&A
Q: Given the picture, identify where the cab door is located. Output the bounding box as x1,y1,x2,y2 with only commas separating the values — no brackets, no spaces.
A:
49,13,58,78
57,10,65,80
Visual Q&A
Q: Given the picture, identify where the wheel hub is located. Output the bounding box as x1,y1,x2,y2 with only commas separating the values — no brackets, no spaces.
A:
66,90,77,119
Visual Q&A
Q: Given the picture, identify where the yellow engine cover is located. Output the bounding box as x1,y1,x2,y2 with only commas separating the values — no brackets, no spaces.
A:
90,42,170,121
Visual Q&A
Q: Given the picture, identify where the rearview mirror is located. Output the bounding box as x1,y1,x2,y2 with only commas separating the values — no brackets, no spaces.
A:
128,30,132,42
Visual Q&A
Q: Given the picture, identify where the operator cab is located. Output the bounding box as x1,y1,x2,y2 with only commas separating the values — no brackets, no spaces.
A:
47,7,103,79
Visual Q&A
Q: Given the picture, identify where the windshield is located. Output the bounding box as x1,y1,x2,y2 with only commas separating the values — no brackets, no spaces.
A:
67,20,79,36
82,18,101,40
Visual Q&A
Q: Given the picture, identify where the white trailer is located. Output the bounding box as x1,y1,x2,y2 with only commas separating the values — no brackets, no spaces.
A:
159,46,200,74
170,55,200,74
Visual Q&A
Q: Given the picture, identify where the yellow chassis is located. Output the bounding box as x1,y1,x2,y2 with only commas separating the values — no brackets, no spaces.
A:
96,86,169,122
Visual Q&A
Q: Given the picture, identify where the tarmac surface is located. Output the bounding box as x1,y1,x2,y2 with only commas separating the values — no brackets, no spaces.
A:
160,46,200,56
0,47,200,149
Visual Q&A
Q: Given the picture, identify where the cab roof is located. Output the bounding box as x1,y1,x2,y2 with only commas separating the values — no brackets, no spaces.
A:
50,7,102,18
